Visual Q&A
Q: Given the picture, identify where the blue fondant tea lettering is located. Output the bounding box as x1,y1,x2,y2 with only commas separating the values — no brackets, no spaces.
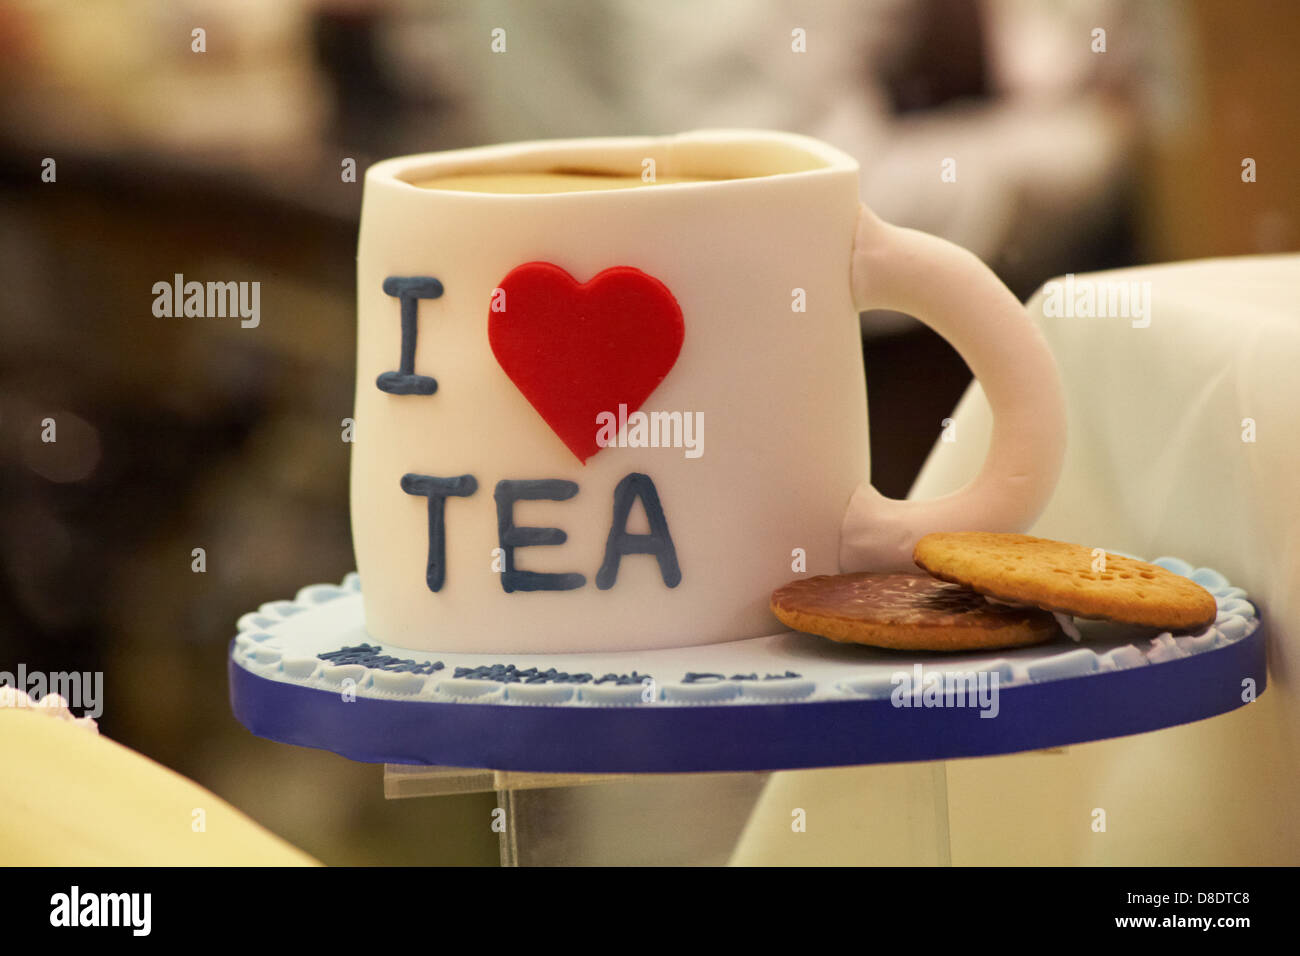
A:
401,473,478,591
494,479,587,592
378,276,443,395
399,470,684,594
596,472,681,589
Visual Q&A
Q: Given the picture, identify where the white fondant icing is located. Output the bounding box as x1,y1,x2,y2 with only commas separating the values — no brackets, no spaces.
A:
319,664,366,686
369,671,426,695
280,657,320,679
660,681,744,704
1101,645,1149,670
1146,634,1190,663
230,561,1257,709
1053,612,1083,642
1027,648,1099,681
434,679,505,702
504,684,575,705
577,684,649,706
738,679,817,701
352,130,1063,654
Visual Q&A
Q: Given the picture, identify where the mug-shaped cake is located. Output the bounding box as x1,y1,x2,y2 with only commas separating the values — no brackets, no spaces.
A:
353,130,1066,653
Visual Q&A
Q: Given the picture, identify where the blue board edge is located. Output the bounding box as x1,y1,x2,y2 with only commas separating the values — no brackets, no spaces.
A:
228,623,1267,773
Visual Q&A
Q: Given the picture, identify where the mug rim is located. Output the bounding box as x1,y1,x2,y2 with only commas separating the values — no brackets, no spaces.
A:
366,129,859,196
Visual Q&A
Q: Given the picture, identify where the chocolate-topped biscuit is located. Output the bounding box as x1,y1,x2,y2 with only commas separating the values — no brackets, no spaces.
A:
770,572,1058,651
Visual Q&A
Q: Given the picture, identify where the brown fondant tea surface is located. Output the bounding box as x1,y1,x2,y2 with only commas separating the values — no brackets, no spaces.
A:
411,170,729,193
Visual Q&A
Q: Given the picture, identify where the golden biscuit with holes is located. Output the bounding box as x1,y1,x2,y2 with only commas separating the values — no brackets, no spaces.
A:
912,532,1217,631
770,571,1058,651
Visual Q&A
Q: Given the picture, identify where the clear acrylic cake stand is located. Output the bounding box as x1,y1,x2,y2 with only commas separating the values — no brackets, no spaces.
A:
382,760,953,866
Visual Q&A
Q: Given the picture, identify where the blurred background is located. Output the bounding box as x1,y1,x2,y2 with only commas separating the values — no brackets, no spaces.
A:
0,0,1296,865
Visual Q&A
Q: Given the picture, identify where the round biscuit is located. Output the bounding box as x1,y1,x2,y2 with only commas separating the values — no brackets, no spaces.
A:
912,532,1218,631
770,572,1058,651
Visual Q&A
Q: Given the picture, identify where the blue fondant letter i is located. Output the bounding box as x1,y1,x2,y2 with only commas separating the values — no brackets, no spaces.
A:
378,276,442,395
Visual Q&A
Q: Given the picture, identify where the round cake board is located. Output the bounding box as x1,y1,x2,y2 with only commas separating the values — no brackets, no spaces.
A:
228,560,1264,773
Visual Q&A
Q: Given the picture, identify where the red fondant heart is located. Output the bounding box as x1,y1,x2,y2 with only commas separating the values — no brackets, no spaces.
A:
489,262,685,463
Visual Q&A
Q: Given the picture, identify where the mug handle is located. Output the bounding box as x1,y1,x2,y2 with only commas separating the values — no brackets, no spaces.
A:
840,203,1068,571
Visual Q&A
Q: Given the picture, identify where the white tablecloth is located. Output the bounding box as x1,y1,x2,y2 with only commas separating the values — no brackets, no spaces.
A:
733,254,1300,864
